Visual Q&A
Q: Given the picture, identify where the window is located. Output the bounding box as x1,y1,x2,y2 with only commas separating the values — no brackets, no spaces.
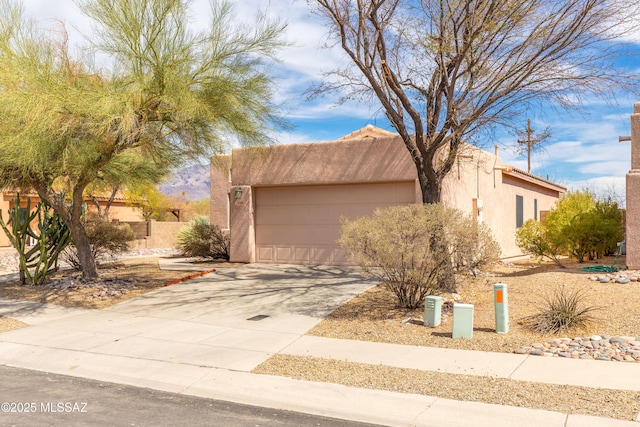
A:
516,195,524,228
534,198,538,221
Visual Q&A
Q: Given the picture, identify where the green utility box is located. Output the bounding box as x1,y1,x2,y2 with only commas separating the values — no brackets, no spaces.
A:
494,283,509,334
424,296,444,327
452,303,474,339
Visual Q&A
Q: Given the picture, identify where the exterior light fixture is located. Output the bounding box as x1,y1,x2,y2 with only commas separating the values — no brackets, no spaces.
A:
234,187,243,199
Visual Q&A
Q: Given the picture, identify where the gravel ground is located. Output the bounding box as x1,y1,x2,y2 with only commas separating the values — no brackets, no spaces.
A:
255,256,640,422
254,355,640,421
3,252,640,420
307,257,640,353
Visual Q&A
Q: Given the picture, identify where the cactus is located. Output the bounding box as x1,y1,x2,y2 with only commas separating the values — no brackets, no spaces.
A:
0,193,72,285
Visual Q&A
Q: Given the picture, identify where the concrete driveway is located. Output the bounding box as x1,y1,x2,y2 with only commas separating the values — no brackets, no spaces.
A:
0,264,374,373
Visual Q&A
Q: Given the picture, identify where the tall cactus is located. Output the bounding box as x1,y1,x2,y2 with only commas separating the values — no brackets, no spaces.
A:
0,193,72,285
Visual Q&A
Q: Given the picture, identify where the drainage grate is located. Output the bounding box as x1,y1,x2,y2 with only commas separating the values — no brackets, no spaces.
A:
247,314,270,321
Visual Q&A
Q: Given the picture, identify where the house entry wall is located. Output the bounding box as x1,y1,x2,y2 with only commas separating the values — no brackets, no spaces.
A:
254,182,416,264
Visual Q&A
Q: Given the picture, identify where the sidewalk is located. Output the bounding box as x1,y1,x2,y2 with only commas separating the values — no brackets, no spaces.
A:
0,263,638,426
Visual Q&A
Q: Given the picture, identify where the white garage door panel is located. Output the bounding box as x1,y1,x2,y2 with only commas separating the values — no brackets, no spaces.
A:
255,182,415,265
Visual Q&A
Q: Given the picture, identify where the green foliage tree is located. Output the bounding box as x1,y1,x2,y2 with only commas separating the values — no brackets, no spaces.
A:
516,190,624,264
0,0,286,278
312,0,640,203
85,150,169,221
338,204,500,309
515,219,564,268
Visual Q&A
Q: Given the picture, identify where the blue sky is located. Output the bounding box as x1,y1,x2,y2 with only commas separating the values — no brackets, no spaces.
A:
22,0,640,202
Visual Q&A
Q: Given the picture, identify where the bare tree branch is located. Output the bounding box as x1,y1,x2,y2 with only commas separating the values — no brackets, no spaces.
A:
312,0,640,203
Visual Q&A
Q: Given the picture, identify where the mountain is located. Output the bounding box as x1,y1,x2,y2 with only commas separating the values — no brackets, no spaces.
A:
159,164,211,200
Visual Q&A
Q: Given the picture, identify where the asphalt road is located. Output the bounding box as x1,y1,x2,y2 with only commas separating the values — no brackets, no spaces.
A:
0,365,384,427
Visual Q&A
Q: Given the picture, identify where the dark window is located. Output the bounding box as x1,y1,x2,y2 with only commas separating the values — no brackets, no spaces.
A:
534,199,538,221
516,195,524,228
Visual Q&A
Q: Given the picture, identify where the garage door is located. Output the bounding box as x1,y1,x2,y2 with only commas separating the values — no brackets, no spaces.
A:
255,182,416,265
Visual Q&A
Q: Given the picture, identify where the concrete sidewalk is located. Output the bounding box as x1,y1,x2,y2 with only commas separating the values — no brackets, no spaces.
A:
0,263,638,426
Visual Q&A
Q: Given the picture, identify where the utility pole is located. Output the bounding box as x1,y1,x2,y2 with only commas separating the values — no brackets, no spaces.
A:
517,118,540,173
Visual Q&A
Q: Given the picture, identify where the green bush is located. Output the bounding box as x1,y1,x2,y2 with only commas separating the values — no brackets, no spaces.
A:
516,190,624,264
515,219,564,267
520,286,599,334
177,216,229,259
63,214,135,269
338,204,500,309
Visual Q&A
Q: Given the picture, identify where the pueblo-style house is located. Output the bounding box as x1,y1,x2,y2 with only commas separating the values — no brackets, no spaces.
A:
210,126,566,265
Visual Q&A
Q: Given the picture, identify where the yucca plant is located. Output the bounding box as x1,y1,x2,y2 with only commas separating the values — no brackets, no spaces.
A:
521,285,599,334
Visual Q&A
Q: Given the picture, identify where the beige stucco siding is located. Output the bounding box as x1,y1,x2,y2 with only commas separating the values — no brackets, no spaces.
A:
212,131,566,264
231,137,417,186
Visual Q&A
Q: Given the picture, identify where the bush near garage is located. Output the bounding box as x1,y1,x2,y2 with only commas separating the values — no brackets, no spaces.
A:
177,216,229,260
338,204,500,309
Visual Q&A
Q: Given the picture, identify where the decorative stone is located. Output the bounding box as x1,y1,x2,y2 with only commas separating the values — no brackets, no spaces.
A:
590,335,602,341
617,277,631,284
529,349,544,356
599,277,611,283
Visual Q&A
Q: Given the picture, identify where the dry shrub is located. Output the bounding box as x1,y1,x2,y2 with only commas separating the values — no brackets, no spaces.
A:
338,204,500,309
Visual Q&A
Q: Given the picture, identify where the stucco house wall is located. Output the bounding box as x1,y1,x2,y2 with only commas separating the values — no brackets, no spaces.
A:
0,192,145,248
211,126,565,264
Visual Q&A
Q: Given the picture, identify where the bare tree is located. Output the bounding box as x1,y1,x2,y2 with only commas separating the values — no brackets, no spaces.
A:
311,0,640,203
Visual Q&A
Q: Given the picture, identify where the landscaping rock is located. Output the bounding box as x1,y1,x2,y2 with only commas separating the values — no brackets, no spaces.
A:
517,335,640,362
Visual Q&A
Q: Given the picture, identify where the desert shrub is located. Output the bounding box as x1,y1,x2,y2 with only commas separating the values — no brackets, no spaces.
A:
446,212,501,272
520,286,599,334
515,219,565,267
62,214,135,269
177,216,229,259
338,204,500,309
517,190,624,263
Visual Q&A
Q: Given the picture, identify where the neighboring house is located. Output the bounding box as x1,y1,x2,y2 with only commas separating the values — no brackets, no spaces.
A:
210,125,566,265
0,191,145,248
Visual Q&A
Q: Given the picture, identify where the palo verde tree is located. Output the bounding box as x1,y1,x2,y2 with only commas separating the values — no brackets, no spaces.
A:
84,150,169,221
0,0,286,278
312,0,640,203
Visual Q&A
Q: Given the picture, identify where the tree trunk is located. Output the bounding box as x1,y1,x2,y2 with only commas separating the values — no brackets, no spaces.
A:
417,165,442,205
69,219,98,278
70,187,99,278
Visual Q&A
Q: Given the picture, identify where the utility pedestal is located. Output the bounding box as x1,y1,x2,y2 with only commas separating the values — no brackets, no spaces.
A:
452,303,474,339
424,296,444,327
494,283,509,334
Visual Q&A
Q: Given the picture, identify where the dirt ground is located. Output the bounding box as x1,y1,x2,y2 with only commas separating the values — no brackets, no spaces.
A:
0,257,217,333
3,255,640,420
308,256,639,353
255,256,640,422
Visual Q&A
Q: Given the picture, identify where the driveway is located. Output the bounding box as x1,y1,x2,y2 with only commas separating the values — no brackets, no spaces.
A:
0,264,374,373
